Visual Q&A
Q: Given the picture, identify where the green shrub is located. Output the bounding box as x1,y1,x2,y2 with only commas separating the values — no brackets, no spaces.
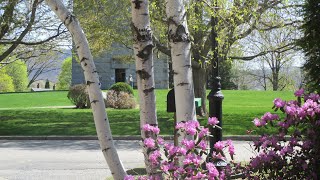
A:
109,82,133,95
106,90,136,109
67,84,90,109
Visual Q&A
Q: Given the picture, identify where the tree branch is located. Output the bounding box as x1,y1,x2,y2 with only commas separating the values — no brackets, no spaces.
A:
0,0,40,62
228,42,295,61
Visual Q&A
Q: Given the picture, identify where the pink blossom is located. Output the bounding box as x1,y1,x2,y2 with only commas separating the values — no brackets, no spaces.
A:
253,118,262,127
185,126,197,135
208,117,219,125
193,172,206,179
175,122,185,129
183,156,192,165
285,105,296,116
137,176,148,180
198,127,209,138
142,124,153,131
261,112,279,122
156,137,164,145
182,139,195,150
225,140,235,156
185,120,200,129
142,124,160,134
206,162,219,178
124,175,135,180
152,127,160,134
198,140,207,150
305,93,320,101
144,138,155,148
192,155,202,165
177,147,187,155
214,141,224,150
149,150,161,166
274,98,286,108
294,88,304,97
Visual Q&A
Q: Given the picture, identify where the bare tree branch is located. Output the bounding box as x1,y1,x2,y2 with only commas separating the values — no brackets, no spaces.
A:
0,0,39,62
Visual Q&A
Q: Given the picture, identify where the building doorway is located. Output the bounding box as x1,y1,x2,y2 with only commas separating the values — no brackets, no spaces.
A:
115,69,126,83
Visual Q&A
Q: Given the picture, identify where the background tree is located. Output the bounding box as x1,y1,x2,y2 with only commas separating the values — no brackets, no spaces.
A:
56,56,72,90
2,59,28,92
0,69,14,92
299,0,320,92
0,0,69,64
244,27,300,91
73,0,131,56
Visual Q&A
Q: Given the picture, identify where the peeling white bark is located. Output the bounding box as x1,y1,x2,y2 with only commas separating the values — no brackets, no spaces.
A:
131,0,159,176
166,0,197,142
45,0,126,179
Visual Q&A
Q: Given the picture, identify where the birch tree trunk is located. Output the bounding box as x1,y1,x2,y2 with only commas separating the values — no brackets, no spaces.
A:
130,0,159,176
166,0,197,143
45,1,126,179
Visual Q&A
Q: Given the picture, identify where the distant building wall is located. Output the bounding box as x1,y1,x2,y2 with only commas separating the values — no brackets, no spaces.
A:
71,47,169,89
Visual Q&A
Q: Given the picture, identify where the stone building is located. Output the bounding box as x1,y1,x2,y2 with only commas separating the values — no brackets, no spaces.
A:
71,46,169,89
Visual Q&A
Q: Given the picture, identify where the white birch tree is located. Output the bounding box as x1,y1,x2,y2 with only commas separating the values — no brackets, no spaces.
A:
166,0,197,143
130,0,159,176
45,0,127,179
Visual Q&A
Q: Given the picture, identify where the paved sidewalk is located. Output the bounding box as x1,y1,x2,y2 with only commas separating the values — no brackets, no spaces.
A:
0,140,255,180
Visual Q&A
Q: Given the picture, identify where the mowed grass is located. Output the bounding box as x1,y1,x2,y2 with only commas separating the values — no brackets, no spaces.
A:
0,90,294,136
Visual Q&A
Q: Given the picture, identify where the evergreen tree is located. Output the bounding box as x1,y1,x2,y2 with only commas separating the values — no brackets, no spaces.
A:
300,0,320,92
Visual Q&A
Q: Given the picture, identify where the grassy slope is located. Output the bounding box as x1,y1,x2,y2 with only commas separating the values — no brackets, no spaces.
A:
0,90,294,136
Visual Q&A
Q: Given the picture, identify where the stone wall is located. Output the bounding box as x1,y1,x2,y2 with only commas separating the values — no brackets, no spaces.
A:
71,48,169,89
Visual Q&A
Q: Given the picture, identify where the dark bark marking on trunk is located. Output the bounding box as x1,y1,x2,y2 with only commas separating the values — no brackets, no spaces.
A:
177,82,189,86
92,70,97,73
131,23,152,42
91,100,99,104
141,13,148,16
104,118,107,121
136,69,151,80
102,148,111,152
132,0,143,9
84,63,87,66
176,54,182,56
184,65,191,68
55,6,58,11
168,23,190,43
86,81,95,85
137,44,153,61
172,70,178,75
64,13,75,26
80,57,88,63
76,46,80,49
143,87,155,95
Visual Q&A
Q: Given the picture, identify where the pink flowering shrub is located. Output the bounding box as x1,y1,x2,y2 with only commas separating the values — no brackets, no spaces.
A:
125,89,320,179
125,119,239,179
245,89,320,179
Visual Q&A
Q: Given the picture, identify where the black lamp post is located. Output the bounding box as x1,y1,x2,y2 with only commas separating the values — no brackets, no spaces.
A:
207,1,224,161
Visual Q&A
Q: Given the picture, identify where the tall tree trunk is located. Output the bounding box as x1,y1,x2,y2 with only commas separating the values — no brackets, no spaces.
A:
192,66,207,116
130,0,159,176
166,0,197,143
272,71,279,91
45,1,126,179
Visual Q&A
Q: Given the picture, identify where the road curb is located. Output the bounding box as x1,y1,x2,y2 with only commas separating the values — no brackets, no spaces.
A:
0,135,260,141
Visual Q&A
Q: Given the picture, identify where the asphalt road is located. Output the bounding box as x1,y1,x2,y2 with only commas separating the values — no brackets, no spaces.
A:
0,140,255,180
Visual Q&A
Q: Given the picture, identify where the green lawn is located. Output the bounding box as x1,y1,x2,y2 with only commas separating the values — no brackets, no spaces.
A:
0,90,295,136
